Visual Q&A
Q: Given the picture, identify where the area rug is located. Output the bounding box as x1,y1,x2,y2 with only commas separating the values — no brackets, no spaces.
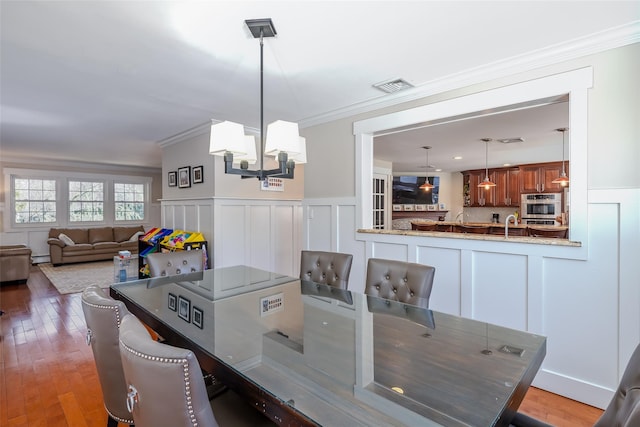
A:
38,260,115,294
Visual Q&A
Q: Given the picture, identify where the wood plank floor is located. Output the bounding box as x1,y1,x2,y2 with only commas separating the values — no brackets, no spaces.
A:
1,266,604,426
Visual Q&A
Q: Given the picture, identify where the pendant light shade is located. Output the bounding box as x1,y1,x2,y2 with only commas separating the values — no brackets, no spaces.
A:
419,146,434,191
551,128,570,187
478,138,496,189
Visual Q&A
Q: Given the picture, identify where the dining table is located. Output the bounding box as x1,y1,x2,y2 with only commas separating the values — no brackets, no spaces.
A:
110,265,546,427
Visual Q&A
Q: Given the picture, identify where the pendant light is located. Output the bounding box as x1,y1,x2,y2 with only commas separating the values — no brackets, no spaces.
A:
419,146,434,191
208,18,305,181
551,127,570,187
478,138,496,189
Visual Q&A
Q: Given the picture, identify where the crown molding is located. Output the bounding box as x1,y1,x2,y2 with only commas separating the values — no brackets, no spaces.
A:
299,21,639,129
0,155,161,174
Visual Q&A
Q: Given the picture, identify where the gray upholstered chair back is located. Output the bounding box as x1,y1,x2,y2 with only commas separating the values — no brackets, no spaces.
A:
147,250,203,277
364,258,435,309
300,250,353,290
119,314,219,427
81,285,134,426
594,342,640,427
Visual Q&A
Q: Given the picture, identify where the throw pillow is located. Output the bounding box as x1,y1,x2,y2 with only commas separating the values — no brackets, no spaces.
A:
128,230,145,242
58,233,75,246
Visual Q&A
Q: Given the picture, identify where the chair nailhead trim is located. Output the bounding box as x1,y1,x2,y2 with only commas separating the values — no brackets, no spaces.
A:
82,301,124,326
120,342,197,426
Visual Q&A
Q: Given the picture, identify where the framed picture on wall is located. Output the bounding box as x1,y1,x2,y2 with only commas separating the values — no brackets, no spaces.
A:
168,171,177,187
192,306,203,329
178,296,191,322
168,293,177,311
192,165,203,184
178,166,191,188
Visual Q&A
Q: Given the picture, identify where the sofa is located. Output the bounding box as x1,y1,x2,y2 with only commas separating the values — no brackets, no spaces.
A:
0,245,32,284
47,226,144,266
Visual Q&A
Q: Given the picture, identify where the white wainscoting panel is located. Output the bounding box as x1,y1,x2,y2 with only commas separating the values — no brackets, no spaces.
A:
470,251,528,331
416,246,462,316
306,204,332,251
161,198,302,276
303,198,366,292
213,199,302,277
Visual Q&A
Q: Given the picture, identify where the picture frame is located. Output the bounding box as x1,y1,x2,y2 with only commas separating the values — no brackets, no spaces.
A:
178,296,191,322
427,204,437,211
168,171,177,187
192,165,203,184
192,306,203,329
178,166,191,188
168,293,177,311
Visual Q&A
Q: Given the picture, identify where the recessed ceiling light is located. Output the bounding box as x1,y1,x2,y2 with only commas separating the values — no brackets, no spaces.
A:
435,168,442,172
503,163,511,167
453,156,462,160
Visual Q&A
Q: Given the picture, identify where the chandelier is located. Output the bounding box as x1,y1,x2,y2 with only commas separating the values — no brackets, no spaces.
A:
208,19,306,181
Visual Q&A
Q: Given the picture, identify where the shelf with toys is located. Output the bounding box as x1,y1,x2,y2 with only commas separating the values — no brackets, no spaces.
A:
138,227,209,279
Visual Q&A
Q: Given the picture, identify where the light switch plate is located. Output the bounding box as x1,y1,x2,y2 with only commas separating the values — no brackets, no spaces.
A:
260,293,284,316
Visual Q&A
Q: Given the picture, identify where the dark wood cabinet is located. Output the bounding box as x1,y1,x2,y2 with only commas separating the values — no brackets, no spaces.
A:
519,162,567,193
463,170,494,207
464,162,567,208
493,167,520,206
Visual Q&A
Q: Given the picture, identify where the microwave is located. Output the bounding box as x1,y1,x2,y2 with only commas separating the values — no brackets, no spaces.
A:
521,193,562,221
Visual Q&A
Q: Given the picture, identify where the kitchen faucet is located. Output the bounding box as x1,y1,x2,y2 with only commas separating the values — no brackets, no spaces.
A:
505,214,516,238
455,211,465,223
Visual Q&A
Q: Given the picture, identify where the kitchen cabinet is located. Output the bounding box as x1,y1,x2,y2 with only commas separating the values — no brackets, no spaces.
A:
463,170,494,207
519,162,567,193
493,167,520,206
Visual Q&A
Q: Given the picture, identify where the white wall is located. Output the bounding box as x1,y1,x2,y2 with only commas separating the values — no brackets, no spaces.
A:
301,43,640,409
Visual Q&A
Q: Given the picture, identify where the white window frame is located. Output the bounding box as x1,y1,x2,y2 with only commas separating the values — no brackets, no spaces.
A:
12,175,59,226
113,181,146,222
68,179,105,223
4,168,152,231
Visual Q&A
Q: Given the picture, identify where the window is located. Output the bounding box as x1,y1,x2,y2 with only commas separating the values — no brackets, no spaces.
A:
114,183,145,221
13,178,57,223
6,168,150,229
69,181,104,222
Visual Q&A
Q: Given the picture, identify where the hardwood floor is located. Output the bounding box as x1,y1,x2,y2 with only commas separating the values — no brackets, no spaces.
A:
1,266,603,426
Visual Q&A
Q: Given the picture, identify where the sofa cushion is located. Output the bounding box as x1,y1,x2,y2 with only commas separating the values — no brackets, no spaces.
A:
62,243,95,253
89,227,114,244
58,233,75,246
114,226,144,243
93,242,120,251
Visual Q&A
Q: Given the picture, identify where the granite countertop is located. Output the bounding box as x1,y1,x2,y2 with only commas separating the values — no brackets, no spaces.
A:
410,220,569,230
358,227,580,247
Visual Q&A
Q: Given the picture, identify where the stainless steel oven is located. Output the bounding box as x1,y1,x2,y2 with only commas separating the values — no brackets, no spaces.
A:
521,193,562,225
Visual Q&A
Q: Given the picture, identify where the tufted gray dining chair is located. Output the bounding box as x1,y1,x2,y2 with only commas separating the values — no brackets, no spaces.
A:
300,250,353,290
81,285,135,427
118,314,274,427
364,258,435,309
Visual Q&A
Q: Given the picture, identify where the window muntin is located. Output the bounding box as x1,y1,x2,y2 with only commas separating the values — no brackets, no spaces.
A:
14,178,57,223
114,183,145,221
69,181,104,222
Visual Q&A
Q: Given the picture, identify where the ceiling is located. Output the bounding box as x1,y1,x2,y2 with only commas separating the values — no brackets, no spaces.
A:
1,1,638,170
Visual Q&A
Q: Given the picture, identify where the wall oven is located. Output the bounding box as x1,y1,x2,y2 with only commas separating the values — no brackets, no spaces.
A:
521,193,562,225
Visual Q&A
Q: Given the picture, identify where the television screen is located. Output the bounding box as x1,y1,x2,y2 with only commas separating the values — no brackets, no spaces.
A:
392,176,439,205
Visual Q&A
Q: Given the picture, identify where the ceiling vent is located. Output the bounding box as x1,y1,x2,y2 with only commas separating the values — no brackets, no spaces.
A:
373,78,414,94
496,137,525,144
